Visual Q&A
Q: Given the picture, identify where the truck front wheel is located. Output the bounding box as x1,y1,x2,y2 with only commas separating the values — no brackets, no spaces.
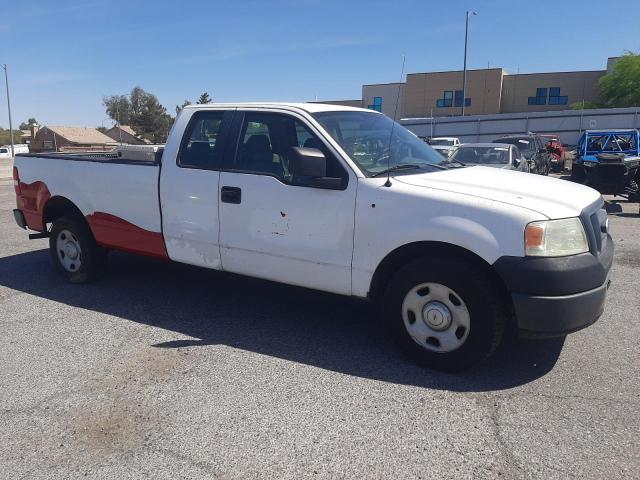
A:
49,215,107,283
383,256,507,372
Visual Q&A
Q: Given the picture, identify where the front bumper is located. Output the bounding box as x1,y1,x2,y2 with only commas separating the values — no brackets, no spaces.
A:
494,231,613,337
512,278,610,337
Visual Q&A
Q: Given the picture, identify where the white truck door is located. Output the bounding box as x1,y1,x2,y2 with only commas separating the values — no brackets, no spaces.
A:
218,110,357,295
160,109,235,268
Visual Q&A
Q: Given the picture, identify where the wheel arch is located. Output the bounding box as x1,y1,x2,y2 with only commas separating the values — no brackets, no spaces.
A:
367,241,511,305
43,196,91,232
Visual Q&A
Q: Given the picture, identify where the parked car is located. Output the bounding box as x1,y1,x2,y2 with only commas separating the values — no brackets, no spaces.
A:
428,137,460,158
429,137,461,147
13,103,613,372
493,134,553,175
448,143,529,172
0,144,29,158
571,129,640,204
539,134,566,172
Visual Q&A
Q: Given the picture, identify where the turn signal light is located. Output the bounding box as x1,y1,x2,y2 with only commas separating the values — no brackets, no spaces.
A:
525,224,544,249
12,166,21,195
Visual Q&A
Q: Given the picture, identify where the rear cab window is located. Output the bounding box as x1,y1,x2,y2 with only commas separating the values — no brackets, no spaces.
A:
178,110,233,170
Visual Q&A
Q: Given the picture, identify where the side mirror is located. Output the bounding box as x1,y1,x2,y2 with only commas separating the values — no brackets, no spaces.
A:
290,146,344,190
513,157,521,167
291,147,326,177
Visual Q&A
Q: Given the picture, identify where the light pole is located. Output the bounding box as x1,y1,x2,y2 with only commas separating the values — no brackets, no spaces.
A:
1,64,15,157
461,10,477,116
114,93,131,144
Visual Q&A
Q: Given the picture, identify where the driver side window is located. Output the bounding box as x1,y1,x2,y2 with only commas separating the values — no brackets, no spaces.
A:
233,112,347,186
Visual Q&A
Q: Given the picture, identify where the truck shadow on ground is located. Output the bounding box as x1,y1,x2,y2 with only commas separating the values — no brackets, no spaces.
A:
0,249,565,392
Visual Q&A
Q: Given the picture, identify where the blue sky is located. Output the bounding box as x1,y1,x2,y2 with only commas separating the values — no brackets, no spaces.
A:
1,0,638,128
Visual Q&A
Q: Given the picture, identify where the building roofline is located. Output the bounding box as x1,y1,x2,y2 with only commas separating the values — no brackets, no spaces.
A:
404,67,607,77
309,99,361,103
362,81,404,87
504,69,606,77
406,67,505,76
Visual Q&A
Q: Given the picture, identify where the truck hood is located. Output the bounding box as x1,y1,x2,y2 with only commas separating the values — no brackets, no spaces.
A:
394,166,601,219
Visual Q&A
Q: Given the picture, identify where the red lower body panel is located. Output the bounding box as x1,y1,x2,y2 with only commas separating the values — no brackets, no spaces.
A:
86,212,168,260
17,177,167,260
18,180,51,232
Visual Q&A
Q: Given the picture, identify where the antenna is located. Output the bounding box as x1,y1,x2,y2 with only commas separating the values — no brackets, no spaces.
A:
384,54,406,187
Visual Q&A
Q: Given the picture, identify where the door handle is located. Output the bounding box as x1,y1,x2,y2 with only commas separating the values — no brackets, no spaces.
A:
221,186,241,204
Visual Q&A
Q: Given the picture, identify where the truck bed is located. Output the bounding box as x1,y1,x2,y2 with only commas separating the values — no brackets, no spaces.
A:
14,152,167,258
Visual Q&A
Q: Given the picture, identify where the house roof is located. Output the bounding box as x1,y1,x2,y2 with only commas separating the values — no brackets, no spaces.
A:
44,126,116,145
106,125,151,143
107,125,137,136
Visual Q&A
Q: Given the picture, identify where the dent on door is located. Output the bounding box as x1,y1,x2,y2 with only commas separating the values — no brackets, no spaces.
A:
218,173,355,295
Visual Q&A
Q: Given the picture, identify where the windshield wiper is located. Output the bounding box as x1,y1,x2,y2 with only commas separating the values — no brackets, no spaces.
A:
372,164,421,177
372,163,447,177
439,158,466,168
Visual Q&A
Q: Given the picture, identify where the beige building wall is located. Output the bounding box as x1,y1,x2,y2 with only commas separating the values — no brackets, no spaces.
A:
362,83,405,119
403,68,504,118
311,99,363,108
500,71,605,113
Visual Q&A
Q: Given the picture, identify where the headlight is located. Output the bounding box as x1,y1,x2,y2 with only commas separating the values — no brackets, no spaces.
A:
525,217,589,257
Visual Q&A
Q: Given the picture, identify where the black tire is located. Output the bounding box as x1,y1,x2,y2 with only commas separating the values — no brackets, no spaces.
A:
542,160,550,176
49,215,107,283
570,164,586,183
383,255,507,372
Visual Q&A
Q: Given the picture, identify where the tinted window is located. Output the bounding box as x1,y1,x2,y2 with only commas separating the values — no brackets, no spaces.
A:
450,146,510,164
234,112,346,185
495,137,535,159
430,138,455,146
179,111,227,169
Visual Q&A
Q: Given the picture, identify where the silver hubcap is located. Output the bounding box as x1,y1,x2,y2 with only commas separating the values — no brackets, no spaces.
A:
56,229,82,272
401,282,471,353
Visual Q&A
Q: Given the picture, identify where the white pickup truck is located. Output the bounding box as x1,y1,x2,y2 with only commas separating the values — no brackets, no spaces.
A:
13,103,613,371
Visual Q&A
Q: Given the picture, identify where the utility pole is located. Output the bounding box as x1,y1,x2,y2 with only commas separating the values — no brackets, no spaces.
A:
116,104,122,144
2,64,15,157
461,11,477,116
114,93,132,144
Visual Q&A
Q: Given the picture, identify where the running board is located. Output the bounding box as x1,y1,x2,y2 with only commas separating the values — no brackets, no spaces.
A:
28,232,50,240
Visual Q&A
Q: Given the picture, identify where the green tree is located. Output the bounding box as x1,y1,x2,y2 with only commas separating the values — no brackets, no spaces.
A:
18,118,38,130
570,100,602,110
598,52,640,108
103,94,133,125
103,87,174,143
175,99,192,115
0,127,22,146
197,92,212,104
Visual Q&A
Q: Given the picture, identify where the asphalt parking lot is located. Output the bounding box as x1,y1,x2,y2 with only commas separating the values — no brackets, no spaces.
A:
0,177,638,479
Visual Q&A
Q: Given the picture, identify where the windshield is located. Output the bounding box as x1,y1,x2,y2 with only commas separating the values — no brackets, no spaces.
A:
450,146,510,165
497,138,534,159
312,111,445,176
429,138,455,146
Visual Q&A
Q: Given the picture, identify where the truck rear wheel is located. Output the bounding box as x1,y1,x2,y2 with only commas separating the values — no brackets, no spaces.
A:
383,255,506,372
49,215,107,283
